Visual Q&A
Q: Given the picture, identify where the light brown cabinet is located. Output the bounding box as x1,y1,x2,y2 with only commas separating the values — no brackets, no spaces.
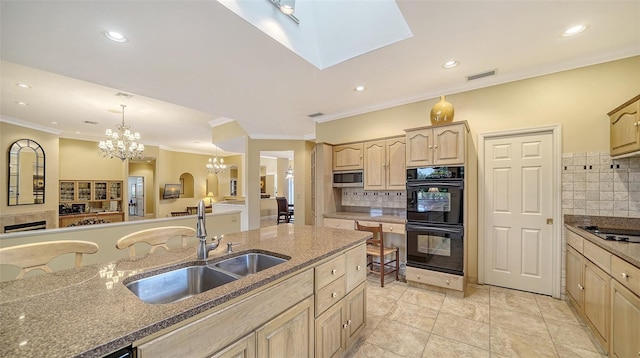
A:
608,94,640,157
363,137,405,190
314,244,367,358
332,143,363,171
566,236,610,352
405,122,468,167
211,333,256,358
256,297,314,358
58,180,124,227
610,280,640,358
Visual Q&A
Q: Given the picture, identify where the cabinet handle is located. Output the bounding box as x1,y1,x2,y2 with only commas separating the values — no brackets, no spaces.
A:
356,265,361,271
445,280,450,285
621,272,629,279
416,275,421,279
434,145,438,149
332,292,337,298
347,319,352,326
634,122,640,127
428,145,433,149
578,284,584,290
343,323,349,329
331,269,337,275
389,226,393,231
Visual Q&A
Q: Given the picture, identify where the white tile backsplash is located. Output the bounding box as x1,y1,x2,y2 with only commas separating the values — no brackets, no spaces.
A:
341,187,406,209
562,152,640,218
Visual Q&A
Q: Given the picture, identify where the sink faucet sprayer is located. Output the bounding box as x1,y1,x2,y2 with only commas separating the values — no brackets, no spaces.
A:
196,199,220,259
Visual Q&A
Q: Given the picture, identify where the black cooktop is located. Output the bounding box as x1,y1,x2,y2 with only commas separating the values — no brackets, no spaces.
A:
579,226,640,243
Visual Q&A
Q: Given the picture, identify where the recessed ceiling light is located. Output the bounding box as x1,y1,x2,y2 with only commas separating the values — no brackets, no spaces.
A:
103,31,127,43
563,24,587,37
15,101,28,106
16,83,31,89
75,131,81,134
355,86,365,92
443,60,459,69
51,121,58,125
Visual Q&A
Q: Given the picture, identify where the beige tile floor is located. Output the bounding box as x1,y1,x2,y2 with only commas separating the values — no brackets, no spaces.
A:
347,275,607,358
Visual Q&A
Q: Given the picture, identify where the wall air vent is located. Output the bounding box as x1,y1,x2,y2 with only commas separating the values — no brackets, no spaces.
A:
307,112,324,118
467,69,497,81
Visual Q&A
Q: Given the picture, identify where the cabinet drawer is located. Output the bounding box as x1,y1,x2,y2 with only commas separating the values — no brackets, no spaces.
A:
323,218,355,230
612,256,640,296
566,229,584,253
357,220,405,235
315,254,346,290
315,276,346,315
345,244,367,292
406,266,464,291
583,240,611,274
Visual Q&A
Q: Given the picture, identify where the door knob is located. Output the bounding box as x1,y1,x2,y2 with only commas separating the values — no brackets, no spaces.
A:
621,272,629,278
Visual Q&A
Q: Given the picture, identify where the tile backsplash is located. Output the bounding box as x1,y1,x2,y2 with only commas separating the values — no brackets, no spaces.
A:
562,152,640,218
341,188,406,209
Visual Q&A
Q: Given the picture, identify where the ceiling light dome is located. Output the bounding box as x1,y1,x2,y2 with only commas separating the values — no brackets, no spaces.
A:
443,60,459,69
563,24,587,37
103,31,127,43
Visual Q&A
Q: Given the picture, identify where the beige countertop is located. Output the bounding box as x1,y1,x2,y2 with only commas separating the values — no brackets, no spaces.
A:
324,211,407,224
0,224,370,358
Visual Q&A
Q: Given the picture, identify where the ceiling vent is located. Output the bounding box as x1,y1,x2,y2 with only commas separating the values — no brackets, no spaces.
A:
467,69,497,81
115,92,133,98
84,120,98,125
307,112,324,118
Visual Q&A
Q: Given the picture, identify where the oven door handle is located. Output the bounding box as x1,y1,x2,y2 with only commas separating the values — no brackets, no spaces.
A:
406,223,464,234
406,181,463,189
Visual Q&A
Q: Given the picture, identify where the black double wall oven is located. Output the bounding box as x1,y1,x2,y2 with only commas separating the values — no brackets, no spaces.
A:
406,166,464,276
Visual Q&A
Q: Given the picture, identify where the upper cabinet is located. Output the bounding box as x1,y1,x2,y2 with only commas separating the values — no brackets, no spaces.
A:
332,143,363,171
405,121,469,167
609,94,640,157
363,137,406,190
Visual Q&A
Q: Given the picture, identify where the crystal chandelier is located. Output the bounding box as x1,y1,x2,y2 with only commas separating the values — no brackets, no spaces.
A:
98,104,145,161
206,145,227,174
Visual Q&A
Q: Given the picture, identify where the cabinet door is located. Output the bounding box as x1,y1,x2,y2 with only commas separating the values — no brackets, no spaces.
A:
405,128,433,167
386,138,406,190
345,244,367,293
363,140,386,190
611,280,640,358
109,181,123,200
59,181,76,202
256,296,313,358
315,299,346,358
77,181,92,201
333,143,363,171
94,181,108,201
583,260,610,350
433,124,465,165
610,96,640,156
345,283,366,348
566,246,584,311
210,333,256,358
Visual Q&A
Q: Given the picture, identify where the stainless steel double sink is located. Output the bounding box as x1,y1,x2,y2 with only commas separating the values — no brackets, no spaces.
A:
125,252,288,304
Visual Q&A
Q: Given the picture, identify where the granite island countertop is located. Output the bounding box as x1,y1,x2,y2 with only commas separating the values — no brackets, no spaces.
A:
0,224,370,358
564,215,640,268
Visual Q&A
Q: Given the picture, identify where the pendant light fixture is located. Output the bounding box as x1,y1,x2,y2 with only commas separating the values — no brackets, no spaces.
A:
98,104,145,161
206,143,227,174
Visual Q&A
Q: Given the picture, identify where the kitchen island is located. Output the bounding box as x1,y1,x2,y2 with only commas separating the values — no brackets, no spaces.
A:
0,224,370,358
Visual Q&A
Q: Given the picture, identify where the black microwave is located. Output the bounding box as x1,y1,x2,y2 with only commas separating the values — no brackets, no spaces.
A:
332,171,364,188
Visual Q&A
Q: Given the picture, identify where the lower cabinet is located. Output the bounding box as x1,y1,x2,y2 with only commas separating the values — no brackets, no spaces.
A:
610,280,640,358
256,296,314,358
315,283,366,358
211,333,256,358
565,243,610,352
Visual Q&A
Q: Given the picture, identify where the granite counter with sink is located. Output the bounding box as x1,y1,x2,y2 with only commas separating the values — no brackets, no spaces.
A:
0,224,370,358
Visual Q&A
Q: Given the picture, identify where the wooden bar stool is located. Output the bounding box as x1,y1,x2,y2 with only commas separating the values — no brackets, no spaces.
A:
116,226,196,257
0,240,99,279
356,221,399,287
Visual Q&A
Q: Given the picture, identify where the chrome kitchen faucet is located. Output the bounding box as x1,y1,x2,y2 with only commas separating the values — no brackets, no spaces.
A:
196,199,220,259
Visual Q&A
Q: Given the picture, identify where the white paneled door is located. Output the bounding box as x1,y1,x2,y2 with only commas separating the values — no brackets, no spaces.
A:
482,131,554,295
